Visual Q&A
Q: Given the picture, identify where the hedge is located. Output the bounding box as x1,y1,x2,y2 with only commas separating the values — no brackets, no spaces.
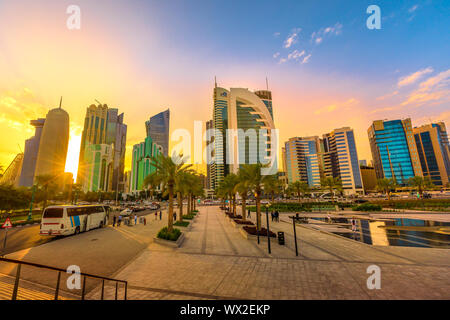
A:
157,227,181,241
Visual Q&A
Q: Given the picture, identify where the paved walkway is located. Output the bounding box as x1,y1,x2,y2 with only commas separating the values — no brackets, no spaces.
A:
89,206,450,300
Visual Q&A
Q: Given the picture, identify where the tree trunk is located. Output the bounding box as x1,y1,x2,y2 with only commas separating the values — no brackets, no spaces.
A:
232,194,236,217
256,192,261,231
168,185,174,232
241,194,247,221
178,192,183,221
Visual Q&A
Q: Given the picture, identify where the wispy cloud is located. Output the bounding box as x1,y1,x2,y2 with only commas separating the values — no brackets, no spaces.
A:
314,98,358,115
273,52,280,59
301,54,312,64
408,4,419,13
311,23,343,45
397,67,433,87
287,49,305,61
376,90,399,100
283,28,301,48
400,69,450,106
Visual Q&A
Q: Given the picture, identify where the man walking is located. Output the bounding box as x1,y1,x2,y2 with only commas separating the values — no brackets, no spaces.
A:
134,214,138,225
118,215,122,226
113,215,117,227
159,210,162,220
247,209,251,218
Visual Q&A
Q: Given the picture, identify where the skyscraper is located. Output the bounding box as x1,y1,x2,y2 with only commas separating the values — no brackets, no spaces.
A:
130,136,162,193
145,109,170,156
368,119,422,185
413,122,450,186
77,103,127,192
19,118,45,187
210,85,277,189
206,119,214,190
0,153,23,186
322,127,364,194
34,106,70,186
283,136,322,188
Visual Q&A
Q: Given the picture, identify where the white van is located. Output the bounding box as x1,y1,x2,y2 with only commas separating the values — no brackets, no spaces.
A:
40,205,109,236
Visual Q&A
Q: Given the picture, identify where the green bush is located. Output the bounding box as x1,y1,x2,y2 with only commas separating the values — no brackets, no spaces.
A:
182,214,195,220
370,199,450,210
157,227,181,241
352,203,382,211
174,221,190,227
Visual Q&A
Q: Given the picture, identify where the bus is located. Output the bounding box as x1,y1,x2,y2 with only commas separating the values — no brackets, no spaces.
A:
40,205,110,236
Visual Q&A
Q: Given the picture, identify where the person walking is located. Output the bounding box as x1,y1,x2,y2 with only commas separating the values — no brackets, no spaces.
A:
271,212,274,222
247,209,251,218
134,214,138,225
173,212,177,221
155,211,158,220
113,215,117,227
275,210,279,222
159,210,162,220
118,215,122,226
351,218,357,232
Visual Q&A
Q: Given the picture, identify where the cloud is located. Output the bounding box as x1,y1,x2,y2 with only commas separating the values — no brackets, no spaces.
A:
408,4,419,13
311,23,343,45
273,32,280,37
400,69,450,107
314,98,358,115
376,90,399,100
397,67,434,87
301,54,312,64
287,49,305,61
284,28,301,48
278,58,287,64
273,52,280,59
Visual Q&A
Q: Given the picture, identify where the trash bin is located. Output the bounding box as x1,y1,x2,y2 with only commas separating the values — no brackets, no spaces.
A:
277,231,285,245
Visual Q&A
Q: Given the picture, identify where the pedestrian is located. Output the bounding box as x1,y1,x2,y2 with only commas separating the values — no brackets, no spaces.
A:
134,214,138,225
247,209,251,218
173,212,177,221
118,215,122,226
271,212,274,222
275,210,279,222
351,218,357,232
144,217,147,226
155,211,158,220
327,213,331,224
113,215,117,227
159,210,162,220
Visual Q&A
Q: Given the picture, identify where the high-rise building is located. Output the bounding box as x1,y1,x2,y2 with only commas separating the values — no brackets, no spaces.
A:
130,136,162,193
322,127,364,194
34,106,70,186
210,85,277,189
368,118,423,185
145,109,170,156
413,122,450,186
206,119,214,190
0,153,23,186
360,165,377,193
77,104,127,192
283,136,321,188
19,118,45,187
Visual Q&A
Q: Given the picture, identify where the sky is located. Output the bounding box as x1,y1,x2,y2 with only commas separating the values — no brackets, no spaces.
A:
0,0,449,181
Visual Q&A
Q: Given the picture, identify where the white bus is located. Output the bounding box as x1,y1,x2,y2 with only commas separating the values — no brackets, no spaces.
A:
40,205,110,236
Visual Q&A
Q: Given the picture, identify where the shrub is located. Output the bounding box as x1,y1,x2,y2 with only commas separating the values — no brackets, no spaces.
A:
182,214,195,220
174,221,190,227
157,227,181,241
352,203,382,211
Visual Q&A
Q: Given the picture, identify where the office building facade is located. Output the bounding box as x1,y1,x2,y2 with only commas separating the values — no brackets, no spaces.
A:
368,119,422,185
19,118,45,187
130,136,162,193
82,144,114,192
413,122,450,186
145,109,170,156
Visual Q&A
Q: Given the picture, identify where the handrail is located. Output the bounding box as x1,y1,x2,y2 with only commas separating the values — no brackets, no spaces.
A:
0,257,127,300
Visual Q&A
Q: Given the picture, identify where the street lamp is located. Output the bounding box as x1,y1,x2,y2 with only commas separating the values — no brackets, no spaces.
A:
265,205,271,254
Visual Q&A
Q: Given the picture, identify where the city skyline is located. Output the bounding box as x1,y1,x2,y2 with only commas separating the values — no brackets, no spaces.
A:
1,0,449,181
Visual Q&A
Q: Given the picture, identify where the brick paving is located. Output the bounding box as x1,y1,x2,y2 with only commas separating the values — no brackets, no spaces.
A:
90,206,450,300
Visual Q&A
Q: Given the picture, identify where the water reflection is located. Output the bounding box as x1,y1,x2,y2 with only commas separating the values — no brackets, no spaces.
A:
311,217,450,248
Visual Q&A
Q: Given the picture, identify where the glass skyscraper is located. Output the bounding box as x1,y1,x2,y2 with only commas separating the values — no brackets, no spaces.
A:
413,122,450,186
145,109,170,157
368,119,422,185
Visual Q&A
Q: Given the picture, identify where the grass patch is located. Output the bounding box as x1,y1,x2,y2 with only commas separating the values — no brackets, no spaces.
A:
157,227,181,241
182,214,195,220
174,221,190,227
352,203,382,211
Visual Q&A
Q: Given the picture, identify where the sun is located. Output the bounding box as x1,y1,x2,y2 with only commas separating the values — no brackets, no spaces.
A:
64,133,81,182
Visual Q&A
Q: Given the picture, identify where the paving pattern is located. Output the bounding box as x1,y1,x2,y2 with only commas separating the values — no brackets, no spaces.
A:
90,206,450,300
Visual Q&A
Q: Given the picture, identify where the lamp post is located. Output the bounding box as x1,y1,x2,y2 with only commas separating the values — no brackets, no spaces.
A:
265,206,271,254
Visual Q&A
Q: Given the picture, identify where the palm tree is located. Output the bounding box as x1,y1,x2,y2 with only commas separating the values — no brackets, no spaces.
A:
321,177,342,201
239,164,272,231
35,174,58,209
408,176,434,199
263,174,279,204
235,170,251,220
150,153,193,232
289,181,310,202
220,173,239,216
376,178,397,201
143,171,161,201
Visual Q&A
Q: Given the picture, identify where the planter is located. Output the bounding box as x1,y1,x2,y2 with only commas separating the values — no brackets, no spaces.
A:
239,226,276,241
230,219,254,228
174,221,192,231
153,232,185,248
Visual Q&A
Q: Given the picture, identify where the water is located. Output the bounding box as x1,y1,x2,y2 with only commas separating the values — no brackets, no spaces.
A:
310,217,450,248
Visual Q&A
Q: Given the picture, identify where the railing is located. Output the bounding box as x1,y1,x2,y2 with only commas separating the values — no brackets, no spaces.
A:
0,257,127,300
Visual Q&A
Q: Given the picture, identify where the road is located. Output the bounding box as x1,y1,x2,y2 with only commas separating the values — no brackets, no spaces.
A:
0,208,161,256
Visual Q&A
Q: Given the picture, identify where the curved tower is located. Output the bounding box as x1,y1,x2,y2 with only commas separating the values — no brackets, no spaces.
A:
34,107,70,185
